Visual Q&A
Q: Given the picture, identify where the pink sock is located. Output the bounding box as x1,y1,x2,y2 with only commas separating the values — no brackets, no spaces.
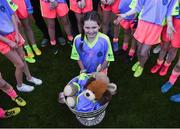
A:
122,43,128,51
157,59,164,65
0,108,5,118
50,40,56,45
7,89,17,99
128,49,135,57
113,38,119,43
169,70,180,85
164,61,171,67
67,35,73,41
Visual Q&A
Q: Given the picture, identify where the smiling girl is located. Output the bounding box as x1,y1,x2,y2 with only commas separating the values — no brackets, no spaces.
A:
71,11,114,74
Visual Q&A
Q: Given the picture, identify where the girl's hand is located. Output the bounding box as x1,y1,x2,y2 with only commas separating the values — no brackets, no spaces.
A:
96,64,102,72
8,40,18,49
113,13,127,25
167,21,176,40
80,0,86,9
15,33,20,43
107,0,114,5
101,0,107,5
49,1,58,10
77,1,82,8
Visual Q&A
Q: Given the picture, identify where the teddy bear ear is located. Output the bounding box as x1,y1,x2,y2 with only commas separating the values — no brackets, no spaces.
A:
107,83,117,95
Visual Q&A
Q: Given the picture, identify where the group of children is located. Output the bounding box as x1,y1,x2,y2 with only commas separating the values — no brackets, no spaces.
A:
0,0,179,119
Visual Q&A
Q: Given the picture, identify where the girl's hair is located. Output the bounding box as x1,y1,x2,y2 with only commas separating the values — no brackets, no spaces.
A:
79,11,101,51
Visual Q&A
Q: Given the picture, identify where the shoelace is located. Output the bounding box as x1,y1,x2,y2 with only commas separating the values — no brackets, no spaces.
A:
5,110,15,117
15,96,23,103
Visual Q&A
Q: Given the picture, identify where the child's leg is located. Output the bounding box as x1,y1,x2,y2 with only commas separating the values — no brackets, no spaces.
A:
0,108,5,118
129,37,136,57
44,18,56,45
21,18,41,56
4,50,25,86
17,46,42,86
134,43,152,77
0,107,20,119
159,47,178,76
75,13,83,33
169,56,180,84
21,18,36,45
151,42,170,74
113,13,120,47
128,30,136,57
132,42,142,72
58,15,73,42
0,74,26,106
16,46,32,80
139,44,152,68
122,29,131,51
0,73,16,98
18,26,35,58
102,10,111,34
161,56,180,93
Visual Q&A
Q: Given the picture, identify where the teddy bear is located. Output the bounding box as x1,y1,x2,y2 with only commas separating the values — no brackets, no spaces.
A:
59,72,117,112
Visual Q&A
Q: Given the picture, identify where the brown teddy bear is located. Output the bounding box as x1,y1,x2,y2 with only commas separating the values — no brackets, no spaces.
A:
59,72,117,112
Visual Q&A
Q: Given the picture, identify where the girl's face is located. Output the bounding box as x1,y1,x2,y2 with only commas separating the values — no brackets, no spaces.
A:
83,20,100,40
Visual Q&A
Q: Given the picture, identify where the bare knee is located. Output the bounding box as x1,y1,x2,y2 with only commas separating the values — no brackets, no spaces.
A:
139,50,149,58
0,78,6,88
161,43,170,52
15,61,25,70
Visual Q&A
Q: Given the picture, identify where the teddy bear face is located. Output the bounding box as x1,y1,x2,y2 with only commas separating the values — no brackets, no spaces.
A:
86,80,108,100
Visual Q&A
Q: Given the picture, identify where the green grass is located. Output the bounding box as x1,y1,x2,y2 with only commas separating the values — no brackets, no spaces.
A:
0,25,180,128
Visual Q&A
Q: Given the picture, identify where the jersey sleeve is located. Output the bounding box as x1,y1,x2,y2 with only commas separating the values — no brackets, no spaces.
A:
5,0,17,15
166,0,177,17
105,36,114,62
135,0,145,13
129,0,138,9
24,0,34,14
71,36,80,60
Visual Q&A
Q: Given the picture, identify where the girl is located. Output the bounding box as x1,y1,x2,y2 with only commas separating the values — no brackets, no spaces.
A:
0,72,26,119
12,0,42,58
0,0,42,92
101,0,120,53
40,0,73,47
118,0,137,62
151,0,180,76
71,11,114,74
69,0,93,33
114,0,177,77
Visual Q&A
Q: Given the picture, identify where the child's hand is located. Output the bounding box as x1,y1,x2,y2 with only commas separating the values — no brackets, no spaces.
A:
15,33,20,43
8,40,18,49
113,14,126,25
49,1,58,10
80,0,86,9
101,0,107,5
167,21,176,40
77,0,86,9
96,64,102,72
77,1,82,8
107,0,114,5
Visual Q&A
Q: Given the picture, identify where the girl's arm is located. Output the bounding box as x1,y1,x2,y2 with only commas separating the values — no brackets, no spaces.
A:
100,61,108,71
114,9,137,25
0,35,17,49
11,14,20,43
77,60,86,72
167,16,176,40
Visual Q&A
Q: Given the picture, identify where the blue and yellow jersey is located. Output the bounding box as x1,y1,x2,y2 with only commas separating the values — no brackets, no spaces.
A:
71,32,114,73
